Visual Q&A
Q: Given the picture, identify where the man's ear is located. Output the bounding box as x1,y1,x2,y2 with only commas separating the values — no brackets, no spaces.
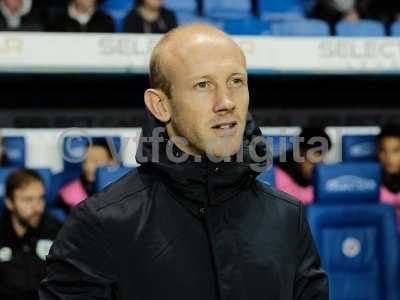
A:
5,198,13,211
144,89,171,123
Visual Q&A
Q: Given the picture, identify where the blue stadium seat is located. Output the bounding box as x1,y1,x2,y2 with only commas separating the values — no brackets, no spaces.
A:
342,135,377,162
95,165,134,192
257,166,276,186
223,18,270,35
176,12,202,25
314,162,381,204
271,19,330,36
100,0,135,32
336,20,385,37
35,168,54,205
258,0,304,21
63,136,122,170
203,0,253,19
0,167,15,212
3,136,26,167
48,207,68,223
390,22,400,36
309,163,399,300
164,0,197,14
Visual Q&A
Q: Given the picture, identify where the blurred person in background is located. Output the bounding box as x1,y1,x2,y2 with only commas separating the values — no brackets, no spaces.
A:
0,169,61,300
46,0,114,32
368,0,400,24
309,0,370,29
0,0,42,31
123,0,177,33
0,133,8,166
57,138,116,211
378,125,400,230
275,127,332,205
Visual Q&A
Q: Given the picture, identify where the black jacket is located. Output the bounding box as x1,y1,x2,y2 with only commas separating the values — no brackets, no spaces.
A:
46,10,114,33
123,7,177,33
40,116,329,300
0,212,61,300
0,7,42,31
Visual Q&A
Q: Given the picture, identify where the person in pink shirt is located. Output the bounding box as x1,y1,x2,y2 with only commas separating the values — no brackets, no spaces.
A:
275,127,332,205
57,138,116,211
378,124,400,230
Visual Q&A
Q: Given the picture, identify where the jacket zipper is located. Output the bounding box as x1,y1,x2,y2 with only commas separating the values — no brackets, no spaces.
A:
201,164,223,300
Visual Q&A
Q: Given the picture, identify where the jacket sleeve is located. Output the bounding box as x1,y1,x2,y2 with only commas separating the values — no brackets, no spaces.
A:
39,201,118,300
294,204,329,300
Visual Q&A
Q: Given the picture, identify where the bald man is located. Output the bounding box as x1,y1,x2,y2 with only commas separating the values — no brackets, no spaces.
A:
40,24,329,300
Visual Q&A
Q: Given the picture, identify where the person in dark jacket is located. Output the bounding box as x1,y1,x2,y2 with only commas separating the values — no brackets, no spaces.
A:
123,0,177,33
0,169,61,300
0,0,42,31
40,24,329,300
275,127,332,205
46,0,114,33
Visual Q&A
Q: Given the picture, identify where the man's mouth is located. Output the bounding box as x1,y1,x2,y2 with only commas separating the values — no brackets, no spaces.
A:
211,121,238,136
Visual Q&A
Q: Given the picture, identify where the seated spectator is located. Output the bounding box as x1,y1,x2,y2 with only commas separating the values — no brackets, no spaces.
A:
368,0,400,23
46,0,114,33
0,134,8,166
275,127,332,205
378,125,400,230
57,138,116,210
123,0,177,34
0,0,42,31
0,169,61,300
309,0,370,29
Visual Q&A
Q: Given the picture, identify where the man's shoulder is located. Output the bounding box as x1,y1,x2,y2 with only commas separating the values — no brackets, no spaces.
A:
254,180,301,207
81,167,153,215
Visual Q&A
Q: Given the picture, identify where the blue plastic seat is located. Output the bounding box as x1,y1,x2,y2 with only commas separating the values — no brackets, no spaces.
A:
264,135,295,159
342,135,377,162
271,19,330,36
223,18,270,35
164,0,197,14
63,136,122,170
258,0,304,21
95,165,134,192
309,163,399,300
2,136,26,167
257,166,276,186
100,0,135,32
391,22,400,36
0,167,16,212
336,20,385,37
203,0,253,19
176,12,203,25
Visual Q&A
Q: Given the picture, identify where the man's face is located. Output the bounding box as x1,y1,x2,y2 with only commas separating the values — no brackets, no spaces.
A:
379,137,400,175
7,181,45,229
166,38,249,158
144,0,164,10
74,0,96,11
83,146,113,182
3,0,23,12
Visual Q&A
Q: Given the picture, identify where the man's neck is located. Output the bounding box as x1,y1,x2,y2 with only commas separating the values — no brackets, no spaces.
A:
10,214,27,238
166,125,201,157
72,2,94,15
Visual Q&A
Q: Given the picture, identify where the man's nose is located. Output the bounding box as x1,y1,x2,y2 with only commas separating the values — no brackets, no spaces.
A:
213,87,235,113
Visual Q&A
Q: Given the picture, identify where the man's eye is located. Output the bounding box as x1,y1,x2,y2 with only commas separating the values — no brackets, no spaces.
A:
195,81,209,89
231,78,243,86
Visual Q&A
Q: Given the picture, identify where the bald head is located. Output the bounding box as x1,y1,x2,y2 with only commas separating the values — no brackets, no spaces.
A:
149,23,247,98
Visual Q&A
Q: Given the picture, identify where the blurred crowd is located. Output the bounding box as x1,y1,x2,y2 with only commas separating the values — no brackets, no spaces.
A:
0,0,399,33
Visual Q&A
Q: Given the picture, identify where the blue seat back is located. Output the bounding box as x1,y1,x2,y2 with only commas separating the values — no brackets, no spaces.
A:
95,165,134,192
100,0,135,32
391,22,400,36
257,166,276,186
164,0,197,13
308,204,399,300
342,135,377,162
203,0,252,19
336,20,385,37
271,19,330,36
0,167,16,212
3,137,26,167
258,0,304,21
314,163,381,204
223,18,270,35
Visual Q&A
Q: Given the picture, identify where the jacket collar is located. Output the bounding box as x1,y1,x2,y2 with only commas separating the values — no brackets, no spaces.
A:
136,113,271,208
